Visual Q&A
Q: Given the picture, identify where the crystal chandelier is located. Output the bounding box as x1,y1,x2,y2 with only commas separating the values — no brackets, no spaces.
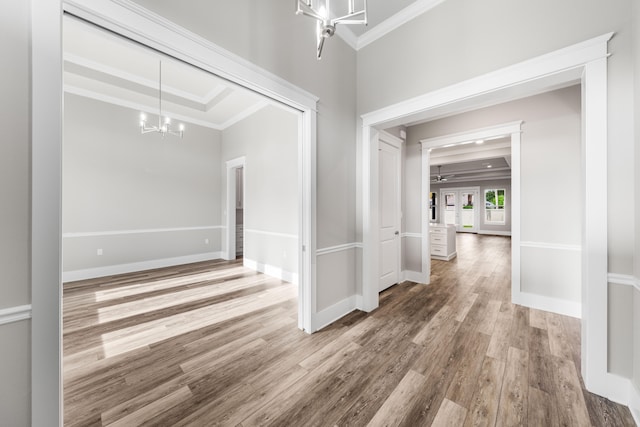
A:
296,0,367,59
140,60,184,138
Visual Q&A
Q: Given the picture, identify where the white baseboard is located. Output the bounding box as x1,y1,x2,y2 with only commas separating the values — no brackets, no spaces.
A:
401,270,426,284
63,252,223,282
312,295,357,332
630,380,640,426
513,291,581,319
478,230,512,237
243,258,298,285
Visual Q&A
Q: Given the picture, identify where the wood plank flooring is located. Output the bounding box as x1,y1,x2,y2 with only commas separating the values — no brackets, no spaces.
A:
63,234,636,426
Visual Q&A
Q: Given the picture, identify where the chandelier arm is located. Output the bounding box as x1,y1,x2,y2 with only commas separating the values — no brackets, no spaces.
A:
296,2,325,21
332,11,366,25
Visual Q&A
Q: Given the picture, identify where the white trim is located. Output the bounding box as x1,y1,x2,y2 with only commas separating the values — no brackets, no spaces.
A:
316,242,362,256
224,156,246,261
514,292,582,319
311,295,357,332
607,273,640,292
361,33,613,128
420,121,524,147
62,252,223,282
520,241,582,252
243,258,298,285
598,373,635,406
32,0,63,424
0,305,32,326
244,229,299,240
629,381,640,426
356,0,447,50
361,33,612,401
401,270,425,284
62,225,223,238
477,230,512,237
402,232,422,239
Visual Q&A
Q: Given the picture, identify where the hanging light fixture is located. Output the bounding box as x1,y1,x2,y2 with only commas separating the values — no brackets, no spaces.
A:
296,0,367,59
140,60,184,138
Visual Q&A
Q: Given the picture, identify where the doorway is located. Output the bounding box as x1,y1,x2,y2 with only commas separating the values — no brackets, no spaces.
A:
378,132,402,292
441,187,480,233
225,157,246,261
31,3,319,420
360,34,612,400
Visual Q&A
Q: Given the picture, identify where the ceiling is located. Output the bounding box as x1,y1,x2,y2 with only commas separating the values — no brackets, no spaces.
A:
62,2,443,132
64,2,509,184
63,16,269,131
428,137,512,184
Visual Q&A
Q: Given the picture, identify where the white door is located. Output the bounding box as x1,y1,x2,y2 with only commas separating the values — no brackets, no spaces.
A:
379,140,401,291
441,188,479,233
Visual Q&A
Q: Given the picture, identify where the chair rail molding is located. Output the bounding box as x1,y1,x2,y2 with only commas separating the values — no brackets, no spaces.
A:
0,305,32,326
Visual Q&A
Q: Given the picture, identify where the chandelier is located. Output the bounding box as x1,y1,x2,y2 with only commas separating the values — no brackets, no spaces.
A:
296,0,367,59
140,60,184,138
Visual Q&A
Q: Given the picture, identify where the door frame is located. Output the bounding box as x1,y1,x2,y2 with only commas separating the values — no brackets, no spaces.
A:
224,157,246,261
421,122,522,299
32,0,318,423
378,130,403,291
439,186,481,233
361,33,614,401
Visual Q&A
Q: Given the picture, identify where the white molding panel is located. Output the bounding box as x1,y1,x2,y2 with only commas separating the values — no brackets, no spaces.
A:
63,252,223,283
0,305,32,326
62,225,224,238
243,258,298,285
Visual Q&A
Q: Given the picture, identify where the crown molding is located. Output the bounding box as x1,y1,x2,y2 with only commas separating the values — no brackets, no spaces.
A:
357,0,447,50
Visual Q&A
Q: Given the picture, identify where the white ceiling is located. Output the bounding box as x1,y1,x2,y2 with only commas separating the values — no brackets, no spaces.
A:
63,16,268,131
428,137,512,183
62,2,444,132
63,2,510,184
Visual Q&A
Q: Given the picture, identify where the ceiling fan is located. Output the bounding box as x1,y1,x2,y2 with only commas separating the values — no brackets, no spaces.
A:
432,165,454,183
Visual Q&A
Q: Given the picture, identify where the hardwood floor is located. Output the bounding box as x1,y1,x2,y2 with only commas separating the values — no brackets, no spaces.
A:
63,234,636,426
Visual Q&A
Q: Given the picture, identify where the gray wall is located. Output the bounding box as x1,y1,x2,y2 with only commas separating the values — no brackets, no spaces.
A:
131,0,358,312
0,0,30,424
63,94,223,275
360,0,636,378
221,105,299,276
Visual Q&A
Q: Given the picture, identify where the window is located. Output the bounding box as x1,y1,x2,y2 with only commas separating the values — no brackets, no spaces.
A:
485,189,506,224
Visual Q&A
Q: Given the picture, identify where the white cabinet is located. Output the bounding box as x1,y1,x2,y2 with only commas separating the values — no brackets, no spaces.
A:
430,224,457,261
